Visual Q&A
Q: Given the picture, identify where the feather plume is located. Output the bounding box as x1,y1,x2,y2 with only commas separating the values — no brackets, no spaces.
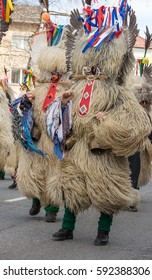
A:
117,9,139,85
144,26,152,57
65,9,83,73
82,0,85,6
128,9,139,53
143,64,152,86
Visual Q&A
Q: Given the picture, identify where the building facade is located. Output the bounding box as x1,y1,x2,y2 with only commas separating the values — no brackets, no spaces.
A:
0,5,151,97
133,35,152,76
0,5,42,97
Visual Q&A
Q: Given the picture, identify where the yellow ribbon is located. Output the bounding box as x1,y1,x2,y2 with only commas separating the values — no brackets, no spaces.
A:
5,0,14,23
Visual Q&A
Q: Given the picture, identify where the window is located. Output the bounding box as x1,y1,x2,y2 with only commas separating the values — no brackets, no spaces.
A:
11,68,25,84
12,35,31,51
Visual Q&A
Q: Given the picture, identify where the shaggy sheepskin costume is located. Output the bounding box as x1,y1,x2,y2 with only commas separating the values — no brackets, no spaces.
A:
0,86,15,174
0,80,21,178
3,85,19,178
46,6,152,215
130,66,152,187
16,39,70,205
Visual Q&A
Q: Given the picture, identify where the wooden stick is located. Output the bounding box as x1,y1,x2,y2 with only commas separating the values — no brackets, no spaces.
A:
69,74,109,80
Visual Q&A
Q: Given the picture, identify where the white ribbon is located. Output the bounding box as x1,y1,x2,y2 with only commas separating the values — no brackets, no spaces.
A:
92,0,126,9
45,97,72,143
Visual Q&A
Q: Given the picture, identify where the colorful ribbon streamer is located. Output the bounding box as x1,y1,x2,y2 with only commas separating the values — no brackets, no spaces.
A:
80,0,130,52
5,0,14,23
0,0,14,22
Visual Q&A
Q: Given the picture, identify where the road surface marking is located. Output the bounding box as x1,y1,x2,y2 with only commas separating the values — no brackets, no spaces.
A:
4,197,27,202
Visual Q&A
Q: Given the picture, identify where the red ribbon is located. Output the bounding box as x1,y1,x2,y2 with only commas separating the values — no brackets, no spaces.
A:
97,6,105,27
42,83,58,112
78,80,94,117
0,0,5,19
115,30,122,38
83,7,94,33
83,7,93,17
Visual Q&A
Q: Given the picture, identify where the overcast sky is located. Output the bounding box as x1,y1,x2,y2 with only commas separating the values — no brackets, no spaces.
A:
14,0,152,37
131,0,152,36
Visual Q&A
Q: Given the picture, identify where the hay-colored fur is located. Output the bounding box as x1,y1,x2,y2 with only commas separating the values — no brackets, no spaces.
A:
16,82,69,205
4,142,17,177
0,84,20,177
128,75,152,186
36,41,66,81
16,39,70,205
32,32,67,81
46,31,151,214
18,23,150,214
0,87,14,172
138,139,152,186
129,75,152,109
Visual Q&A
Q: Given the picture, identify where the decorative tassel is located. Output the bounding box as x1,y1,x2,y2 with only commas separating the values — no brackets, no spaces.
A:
23,70,35,90
81,0,130,52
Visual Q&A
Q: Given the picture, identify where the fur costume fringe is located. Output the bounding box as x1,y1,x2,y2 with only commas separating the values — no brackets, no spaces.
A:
138,137,152,187
128,74,152,186
36,43,66,74
0,87,14,172
4,142,17,177
71,80,151,157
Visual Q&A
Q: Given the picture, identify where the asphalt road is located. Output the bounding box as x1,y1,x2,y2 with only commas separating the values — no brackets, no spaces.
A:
0,176,152,260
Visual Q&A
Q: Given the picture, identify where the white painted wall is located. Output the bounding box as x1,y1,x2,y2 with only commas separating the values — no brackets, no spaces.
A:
133,48,152,60
133,48,152,75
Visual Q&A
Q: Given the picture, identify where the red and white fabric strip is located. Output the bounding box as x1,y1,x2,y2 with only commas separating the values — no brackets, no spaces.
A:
78,79,95,117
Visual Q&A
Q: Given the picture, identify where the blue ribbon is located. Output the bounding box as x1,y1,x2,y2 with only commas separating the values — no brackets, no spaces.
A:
12,97,22,108
53,135,64,160
82,27,104,53
3,0,6,9
24,74,28,85
82,1,130,52
95,30,114,50
52,25,64,46
21,108,44,157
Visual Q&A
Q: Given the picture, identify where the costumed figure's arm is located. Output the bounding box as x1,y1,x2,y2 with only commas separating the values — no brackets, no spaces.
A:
90,106,152,157
138,135,152,187
61,90,72,106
